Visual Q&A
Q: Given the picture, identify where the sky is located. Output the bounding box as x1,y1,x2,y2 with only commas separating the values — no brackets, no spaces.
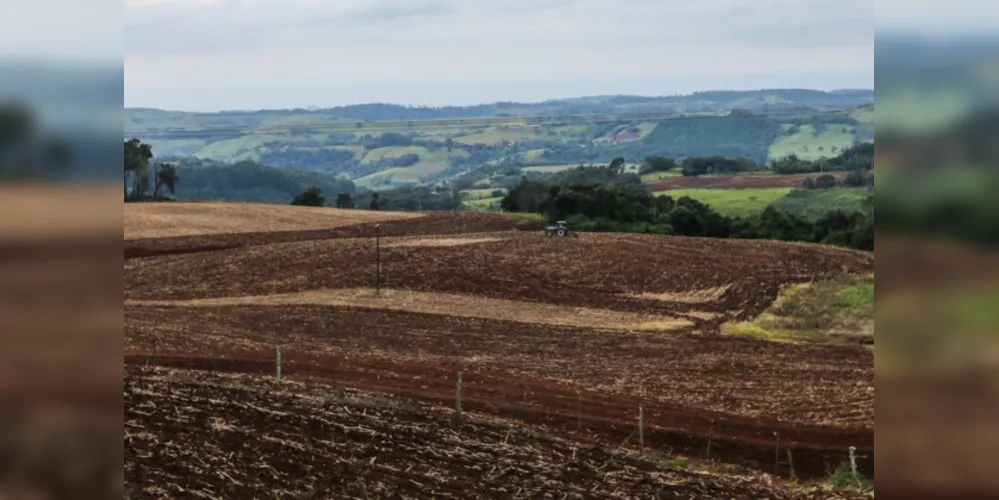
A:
118,0,984,111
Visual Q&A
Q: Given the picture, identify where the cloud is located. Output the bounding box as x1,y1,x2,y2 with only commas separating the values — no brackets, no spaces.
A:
125,0,874,109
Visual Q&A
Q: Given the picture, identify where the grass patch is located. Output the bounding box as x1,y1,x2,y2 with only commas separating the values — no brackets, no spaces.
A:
768,124,856,161
461,188,506,200
653,188,793,217
828,461,874,492
453,127,539,145
640,171,681,182
522,164,580,173
465,197,503,211
506,212,545,221
723,274,874,345
767,187,870,221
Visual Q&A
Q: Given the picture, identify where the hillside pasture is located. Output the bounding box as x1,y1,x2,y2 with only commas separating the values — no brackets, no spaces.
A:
453,126,540,145
646,172,847,191
655,188,794,216
767,187,871,220
768,124,856,161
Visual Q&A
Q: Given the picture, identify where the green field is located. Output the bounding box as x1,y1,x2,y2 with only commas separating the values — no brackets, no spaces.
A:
767,188,871,220
522,164,581,173
354,149,468,187
454,127,540,145
768,124,856,161
654,188,794,216
464,196,504,211
461,188,506,200
640,171,681,182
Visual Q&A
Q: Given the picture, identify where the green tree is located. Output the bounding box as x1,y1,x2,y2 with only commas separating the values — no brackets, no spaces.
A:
153,162,179,198
608,157,626,176
641,155,678,174
369,192,381,210
124,138,153,199
291,185,325,207
335,193,355,209
815,174,837,189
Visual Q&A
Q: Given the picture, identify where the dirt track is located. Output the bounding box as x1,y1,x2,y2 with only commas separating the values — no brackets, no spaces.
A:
125,366,870,499
647,172,849,191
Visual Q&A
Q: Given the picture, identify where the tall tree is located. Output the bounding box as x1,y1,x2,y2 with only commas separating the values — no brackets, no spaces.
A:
335,193,355,209
154,162,179,198
124,138,153,199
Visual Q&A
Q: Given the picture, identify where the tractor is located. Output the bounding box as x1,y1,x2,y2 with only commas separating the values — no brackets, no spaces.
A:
545,220,577,237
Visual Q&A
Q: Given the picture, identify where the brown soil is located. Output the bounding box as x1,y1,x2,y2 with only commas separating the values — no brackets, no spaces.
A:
124,201,420,240
124,366,870,498
122,206,875,484
647,172,849,190
124,211,526,259
126,288,692,331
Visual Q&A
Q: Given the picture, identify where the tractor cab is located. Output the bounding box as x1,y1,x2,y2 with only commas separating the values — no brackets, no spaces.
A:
546,220,572,237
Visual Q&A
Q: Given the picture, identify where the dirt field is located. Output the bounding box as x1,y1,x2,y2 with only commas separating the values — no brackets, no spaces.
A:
125,366,867,499
123,202,875,493
124,202,420,240
646,172,849,191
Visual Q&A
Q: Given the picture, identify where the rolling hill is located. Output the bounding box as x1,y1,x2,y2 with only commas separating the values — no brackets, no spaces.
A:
126,89,874,189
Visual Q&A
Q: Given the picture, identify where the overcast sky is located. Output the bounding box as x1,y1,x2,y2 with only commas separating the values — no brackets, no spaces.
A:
120,0,970,111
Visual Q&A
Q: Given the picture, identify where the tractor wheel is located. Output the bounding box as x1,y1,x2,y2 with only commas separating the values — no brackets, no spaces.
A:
556,228,567,237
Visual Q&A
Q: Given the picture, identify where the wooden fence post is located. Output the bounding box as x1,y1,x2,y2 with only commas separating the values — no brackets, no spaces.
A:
849,446,859,485
787,449,797,481
576,391,582,433
276,346,282,382
705,419,714,461
455,372,463,420
638,406,645,454
774,431,780,476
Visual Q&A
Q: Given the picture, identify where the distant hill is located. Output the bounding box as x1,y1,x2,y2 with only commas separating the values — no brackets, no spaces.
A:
126,89,874,189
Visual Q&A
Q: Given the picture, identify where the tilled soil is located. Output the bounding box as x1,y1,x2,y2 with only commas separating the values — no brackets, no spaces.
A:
646,172,850,191
125,230,873,323
124,212,525,259
122,209,875,485
124,305,874,429
124,366,868,499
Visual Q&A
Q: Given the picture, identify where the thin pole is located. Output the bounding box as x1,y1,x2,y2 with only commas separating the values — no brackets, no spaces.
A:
375,224,381,295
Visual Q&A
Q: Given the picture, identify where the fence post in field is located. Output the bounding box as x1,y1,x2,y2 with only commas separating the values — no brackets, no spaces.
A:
706,419,714,461
576,391,582,433
849,446,859,485
787,449,796,481
774,431,780,476
638,406,645,454
455,372,463,420
275,346,282,382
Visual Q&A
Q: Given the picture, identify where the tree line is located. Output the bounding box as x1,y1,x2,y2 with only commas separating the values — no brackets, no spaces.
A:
124,138,179,201
769,143,874,174
125,138,357,204
498,162,873,251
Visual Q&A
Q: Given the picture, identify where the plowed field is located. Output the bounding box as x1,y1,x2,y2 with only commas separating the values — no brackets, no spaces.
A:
123,203,875,493
647,172,849,191
125,366,868,499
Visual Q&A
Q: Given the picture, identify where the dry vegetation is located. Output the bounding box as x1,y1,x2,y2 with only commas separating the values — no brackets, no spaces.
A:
123,202,876,496
124,201,420,239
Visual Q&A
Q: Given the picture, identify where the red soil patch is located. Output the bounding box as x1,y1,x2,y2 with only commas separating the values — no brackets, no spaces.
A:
647,172,849,190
